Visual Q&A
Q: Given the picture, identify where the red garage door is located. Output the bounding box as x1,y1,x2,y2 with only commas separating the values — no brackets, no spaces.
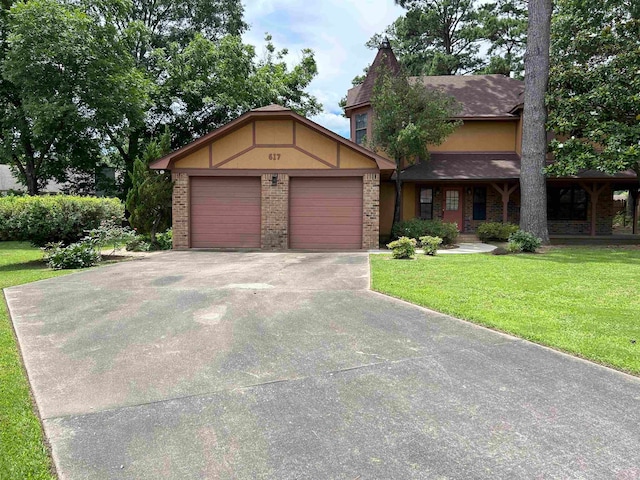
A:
289,177,363,250
190,177,261,248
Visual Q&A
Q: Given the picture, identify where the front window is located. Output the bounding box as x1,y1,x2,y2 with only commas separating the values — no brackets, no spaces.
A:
355,113,368,145
473,187,487,220
547,186,588,221
419,187,433,219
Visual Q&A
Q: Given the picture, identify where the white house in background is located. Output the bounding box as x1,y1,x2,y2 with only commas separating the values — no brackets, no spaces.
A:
0,164,64,194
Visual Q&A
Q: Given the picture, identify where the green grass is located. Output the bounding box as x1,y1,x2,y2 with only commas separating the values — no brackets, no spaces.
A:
371,247,640,375
0,242,73,480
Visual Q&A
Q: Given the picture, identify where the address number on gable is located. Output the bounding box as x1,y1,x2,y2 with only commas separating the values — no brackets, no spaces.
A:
268,153,281,161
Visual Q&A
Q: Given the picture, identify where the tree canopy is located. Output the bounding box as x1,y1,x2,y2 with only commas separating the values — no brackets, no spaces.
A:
0,0,320,195
367,0,527,77
370,70,461,225
547,0,640,179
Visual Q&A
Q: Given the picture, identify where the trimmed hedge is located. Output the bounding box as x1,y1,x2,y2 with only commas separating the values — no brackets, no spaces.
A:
391,218,459,245
477,222,519,242
0,195,124,246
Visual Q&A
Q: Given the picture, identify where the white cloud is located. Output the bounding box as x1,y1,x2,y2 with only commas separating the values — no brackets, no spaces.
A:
242,0,404,137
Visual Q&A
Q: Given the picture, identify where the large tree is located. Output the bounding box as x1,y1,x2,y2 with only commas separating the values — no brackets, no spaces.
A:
546,0,639,193
368,0,484,76
0,0,320,195
370,70,461,226
519,0,552,243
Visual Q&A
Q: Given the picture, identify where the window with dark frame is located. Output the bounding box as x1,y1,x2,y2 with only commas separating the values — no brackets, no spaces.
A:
355,113,368,145
473,187,487,220
419,187,434,220
547,186,588,221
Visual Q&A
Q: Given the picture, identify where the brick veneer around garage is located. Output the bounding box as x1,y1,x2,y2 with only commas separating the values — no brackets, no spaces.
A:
261,173,289,249
172,172,190,249
363,173,380,249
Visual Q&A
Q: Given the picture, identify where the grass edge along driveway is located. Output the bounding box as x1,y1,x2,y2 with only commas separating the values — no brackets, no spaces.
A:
370,247,640,376
1,242,74,480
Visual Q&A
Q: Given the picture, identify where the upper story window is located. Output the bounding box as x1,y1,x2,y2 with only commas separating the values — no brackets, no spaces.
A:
355,113,368,145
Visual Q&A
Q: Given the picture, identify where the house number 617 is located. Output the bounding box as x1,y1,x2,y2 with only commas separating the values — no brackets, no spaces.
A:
268,153,281,161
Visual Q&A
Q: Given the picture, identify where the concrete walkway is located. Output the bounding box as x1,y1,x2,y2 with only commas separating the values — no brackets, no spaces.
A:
5,252,640,479
370,241,497,255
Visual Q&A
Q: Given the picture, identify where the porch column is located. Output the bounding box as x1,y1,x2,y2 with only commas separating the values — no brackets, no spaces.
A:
631,188,639,235
579,181,608,237
491,182,519,224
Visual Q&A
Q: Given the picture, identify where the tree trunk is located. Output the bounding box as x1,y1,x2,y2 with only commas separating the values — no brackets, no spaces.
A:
393,164,402,229
519,0,552,244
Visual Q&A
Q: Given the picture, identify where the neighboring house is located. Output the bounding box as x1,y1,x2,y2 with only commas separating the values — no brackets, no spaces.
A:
0,164,64,194
345,42,638,239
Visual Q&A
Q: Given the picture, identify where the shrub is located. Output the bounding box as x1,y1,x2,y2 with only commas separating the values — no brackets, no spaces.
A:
85,220,135,254
391,218,458,245
43,241,101,270
154,229,173,250
387,236,417,259
126,236,151,252
419,235,443,255
477,222,519,242
0,195,124,246
508,230,542,253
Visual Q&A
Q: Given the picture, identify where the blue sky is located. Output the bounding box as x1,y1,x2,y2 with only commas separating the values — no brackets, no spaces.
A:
242,0,404,138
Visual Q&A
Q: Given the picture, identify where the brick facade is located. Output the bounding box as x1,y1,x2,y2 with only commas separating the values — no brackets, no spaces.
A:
363,173,380,249
172,172,190,249
261,173,289,249
548,184,614,235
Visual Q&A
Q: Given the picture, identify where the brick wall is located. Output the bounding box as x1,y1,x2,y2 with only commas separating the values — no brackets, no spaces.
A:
363,173,380,249
172,173,190,249
261,173,289,249
464,186,521,232
549,184,613,235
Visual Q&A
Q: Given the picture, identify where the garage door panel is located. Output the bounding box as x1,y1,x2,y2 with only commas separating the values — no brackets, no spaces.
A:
289,177,363,250
190,177,261,248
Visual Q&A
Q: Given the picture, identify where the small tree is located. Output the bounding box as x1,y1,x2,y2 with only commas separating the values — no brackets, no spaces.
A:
370,70,461,227
126,130,173,246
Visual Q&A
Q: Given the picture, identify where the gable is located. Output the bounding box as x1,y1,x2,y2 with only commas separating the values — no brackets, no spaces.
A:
173,119,380,171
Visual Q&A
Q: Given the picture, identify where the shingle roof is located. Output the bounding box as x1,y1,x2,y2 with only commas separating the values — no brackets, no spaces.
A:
252,104,291,112
412,75,524,118
347,42,401,110
0,164,64,193
398,153,638,181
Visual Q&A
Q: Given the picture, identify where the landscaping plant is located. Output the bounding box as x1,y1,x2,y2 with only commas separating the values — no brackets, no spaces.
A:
387,236,417,259
391,218,458,245
420,235,443,255
43,241,101,270
477,222,519,242
508,229,542,252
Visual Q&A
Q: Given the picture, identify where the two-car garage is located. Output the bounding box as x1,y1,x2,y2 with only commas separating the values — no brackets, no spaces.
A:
150,105,394,250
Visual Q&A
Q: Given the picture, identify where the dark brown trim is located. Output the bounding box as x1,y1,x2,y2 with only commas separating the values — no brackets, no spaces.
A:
293,145,337,169
490,182,519,224
255,144,295,148
579,181,609,237
212,145,255,169
172,168,378,177
150,108,396,171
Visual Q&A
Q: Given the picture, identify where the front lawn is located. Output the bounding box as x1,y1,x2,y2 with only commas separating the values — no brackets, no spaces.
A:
371,247,640,375
0,242,73,480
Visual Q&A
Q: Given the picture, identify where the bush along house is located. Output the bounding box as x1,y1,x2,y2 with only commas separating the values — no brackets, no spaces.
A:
344,42,638,241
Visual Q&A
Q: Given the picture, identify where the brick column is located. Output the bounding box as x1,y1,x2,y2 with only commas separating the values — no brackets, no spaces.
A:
172,173,190,249
261,173,289,249
363,173,380,249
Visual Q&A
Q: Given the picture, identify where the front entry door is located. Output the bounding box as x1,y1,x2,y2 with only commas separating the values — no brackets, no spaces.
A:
442,188,463,231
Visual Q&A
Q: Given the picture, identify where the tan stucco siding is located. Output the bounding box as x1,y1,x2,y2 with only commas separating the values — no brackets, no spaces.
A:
211,123,253,166
340,145,378,169
174,146,209,169
220,147,331,169
296,123,338,166
402,185,416,220
516,117,523,155
429,121,518,152
255,120,294,145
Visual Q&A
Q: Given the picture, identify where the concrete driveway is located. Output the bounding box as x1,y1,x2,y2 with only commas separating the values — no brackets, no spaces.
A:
6,251,640,479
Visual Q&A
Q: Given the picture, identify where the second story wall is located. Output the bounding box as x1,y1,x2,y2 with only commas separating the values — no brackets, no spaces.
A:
429,120,519,152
